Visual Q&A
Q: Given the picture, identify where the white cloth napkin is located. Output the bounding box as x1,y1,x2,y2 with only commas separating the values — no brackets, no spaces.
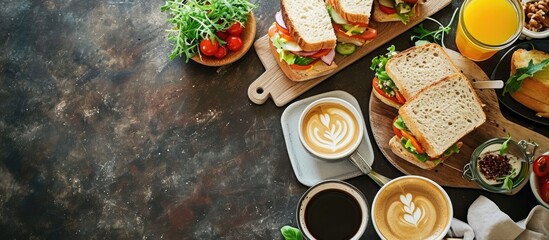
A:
447,195,549,240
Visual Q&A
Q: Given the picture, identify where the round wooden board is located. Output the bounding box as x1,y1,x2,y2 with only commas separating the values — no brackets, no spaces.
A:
368,48,549,191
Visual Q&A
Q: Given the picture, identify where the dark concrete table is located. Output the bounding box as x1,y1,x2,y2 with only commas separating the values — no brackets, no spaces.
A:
1,0,547,239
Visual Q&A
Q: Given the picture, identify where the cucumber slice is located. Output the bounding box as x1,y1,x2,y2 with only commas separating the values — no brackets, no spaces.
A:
336,42,357,55
379,0,394,8
329,6,348,24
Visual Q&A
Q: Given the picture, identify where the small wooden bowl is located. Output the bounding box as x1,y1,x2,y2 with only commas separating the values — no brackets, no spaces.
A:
192,12,256,66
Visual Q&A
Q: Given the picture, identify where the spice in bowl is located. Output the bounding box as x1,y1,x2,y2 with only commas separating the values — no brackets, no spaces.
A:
476,143,521,190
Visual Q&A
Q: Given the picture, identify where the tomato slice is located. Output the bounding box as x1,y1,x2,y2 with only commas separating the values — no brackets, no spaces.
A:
290,61,316,70
308,49,331,59
354,28,378,40
403,0,418,3
276,22,292,37
379,5,396,14
400,130,425,154
394,90,406,104
533,155,549,177
372,77,403,105
541,181,549,203
392,117,403,138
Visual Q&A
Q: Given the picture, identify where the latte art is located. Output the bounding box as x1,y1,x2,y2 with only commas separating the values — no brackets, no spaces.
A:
373,177,452,240
301,102,360,158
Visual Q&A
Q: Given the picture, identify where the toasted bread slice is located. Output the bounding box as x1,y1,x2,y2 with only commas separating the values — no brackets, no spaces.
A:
510,49,549,117
398,73,486,158
268,41,338,81
372,0,420,23
329,0,373,24
281,0,337,51
386,43,460,100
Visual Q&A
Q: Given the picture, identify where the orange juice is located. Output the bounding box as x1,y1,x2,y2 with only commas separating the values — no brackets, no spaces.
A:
455,0,523,61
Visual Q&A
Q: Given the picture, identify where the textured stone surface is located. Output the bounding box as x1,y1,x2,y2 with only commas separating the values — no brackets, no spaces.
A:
0,0,546,239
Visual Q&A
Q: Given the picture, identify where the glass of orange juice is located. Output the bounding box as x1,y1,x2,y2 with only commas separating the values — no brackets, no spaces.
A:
455,0,524,61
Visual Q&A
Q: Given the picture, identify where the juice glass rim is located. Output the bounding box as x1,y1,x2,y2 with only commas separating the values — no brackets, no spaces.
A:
459,0,525,50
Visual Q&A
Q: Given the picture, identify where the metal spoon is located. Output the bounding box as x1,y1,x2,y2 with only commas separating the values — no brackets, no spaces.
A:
472,80,504,89
349,151,392,187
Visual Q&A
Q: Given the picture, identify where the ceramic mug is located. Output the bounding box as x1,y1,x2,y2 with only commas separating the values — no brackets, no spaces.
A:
298,97,364,160
296,180,369,240
371,175,453,240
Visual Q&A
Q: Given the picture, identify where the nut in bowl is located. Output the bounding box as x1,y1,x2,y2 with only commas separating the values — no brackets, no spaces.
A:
161,0,257,66
521,0,549,39
463,138,538,194
530,152,549,208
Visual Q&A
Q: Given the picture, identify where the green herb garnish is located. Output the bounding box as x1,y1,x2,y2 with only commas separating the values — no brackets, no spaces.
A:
410,8,459,48
161,0,257,61
280,226,303,240
499,167,518,191
500,134,511,155
371,45,399,96
503,59,549,95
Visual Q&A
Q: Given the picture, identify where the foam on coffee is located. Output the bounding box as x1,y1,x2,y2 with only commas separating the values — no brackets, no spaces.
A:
301,102,360,158
372,177,452,240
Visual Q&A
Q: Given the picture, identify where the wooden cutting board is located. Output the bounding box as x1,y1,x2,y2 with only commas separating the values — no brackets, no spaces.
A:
369,48,549,190
248,0,452,107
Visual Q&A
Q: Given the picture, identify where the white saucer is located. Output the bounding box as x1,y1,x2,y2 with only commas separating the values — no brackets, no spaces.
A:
281,90,374,186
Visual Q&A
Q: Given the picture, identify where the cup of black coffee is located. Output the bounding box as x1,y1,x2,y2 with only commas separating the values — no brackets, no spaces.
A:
296,180,368,240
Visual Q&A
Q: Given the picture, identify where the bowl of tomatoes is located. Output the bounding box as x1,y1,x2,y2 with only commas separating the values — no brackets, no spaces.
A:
161,0,257,66
530,152,549,208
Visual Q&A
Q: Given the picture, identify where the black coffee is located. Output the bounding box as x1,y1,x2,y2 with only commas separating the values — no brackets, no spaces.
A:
305,189,362,240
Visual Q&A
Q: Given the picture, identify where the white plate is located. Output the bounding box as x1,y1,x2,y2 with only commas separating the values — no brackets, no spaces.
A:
281,90,374,186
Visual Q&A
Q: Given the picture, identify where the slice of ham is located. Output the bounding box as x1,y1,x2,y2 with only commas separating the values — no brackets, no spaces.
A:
321,48,336,65
275,11,287,29
291,50,319,56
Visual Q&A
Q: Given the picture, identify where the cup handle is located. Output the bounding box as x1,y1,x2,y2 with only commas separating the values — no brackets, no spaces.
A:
518,140,538,163
462,163,475,181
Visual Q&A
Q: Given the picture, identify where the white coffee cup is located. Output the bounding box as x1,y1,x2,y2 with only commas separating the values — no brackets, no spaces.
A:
298,97,364,160
371,175,453,240
296,180,369,240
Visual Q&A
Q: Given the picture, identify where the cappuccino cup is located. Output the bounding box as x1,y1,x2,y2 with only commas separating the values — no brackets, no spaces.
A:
298,97,364,160
371,176,453,240
297,180,369,240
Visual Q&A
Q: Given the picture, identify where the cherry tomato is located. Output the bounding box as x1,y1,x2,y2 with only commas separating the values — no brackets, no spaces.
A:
403,0,418,3
541,181,549,203
533,155,549,177
216,31,228,40
214,45,227,59
199,38,219,56
379,5,396,14
226,36,243,52
227,22,243,36
539,174,549,187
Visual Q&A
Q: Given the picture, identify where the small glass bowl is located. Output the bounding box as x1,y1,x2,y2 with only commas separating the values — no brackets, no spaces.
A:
463,138,538,194
530,152,549,208
521,0,549,39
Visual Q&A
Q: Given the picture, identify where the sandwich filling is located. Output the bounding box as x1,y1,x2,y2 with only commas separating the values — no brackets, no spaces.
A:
392,116,461,163
371,45,406,105
268,11,335,71
377,0,419,23
326,1,377,42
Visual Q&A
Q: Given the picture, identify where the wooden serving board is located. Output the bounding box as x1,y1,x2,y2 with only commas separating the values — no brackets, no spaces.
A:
369,48,549,190
248,0,452,107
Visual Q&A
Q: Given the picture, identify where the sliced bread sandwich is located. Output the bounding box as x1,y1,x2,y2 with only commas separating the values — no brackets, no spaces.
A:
326,0,378,46
268,0,338,81
386,43,461,100
372,43,461,108
509,49,549,118
390,73,486,169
